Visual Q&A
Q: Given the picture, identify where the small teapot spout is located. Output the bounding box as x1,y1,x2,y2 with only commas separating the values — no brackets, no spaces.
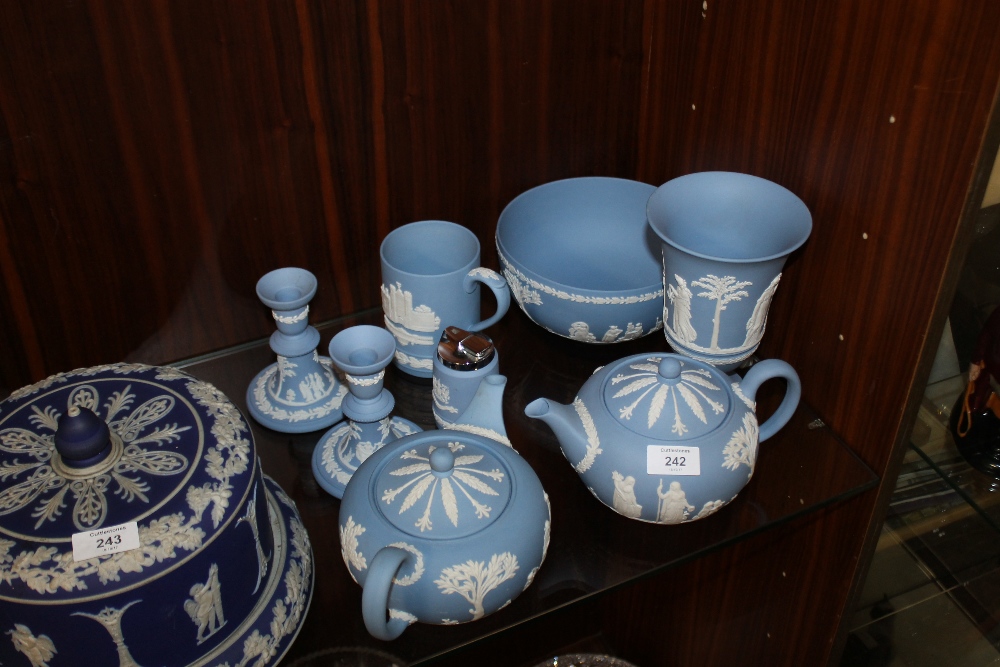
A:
524,398,594,471
445,375,511,447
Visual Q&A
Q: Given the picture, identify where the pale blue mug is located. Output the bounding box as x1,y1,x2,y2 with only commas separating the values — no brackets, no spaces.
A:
380,220,510,377
647,172,812,371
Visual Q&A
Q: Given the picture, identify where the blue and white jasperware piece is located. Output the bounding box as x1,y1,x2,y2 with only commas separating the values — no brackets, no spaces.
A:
0,363,313,667
247,267,347,432
525,352,800,524
646,172,812,372
312,325,422,499
380,221,510,378
339,430,550,641
496,177,664,344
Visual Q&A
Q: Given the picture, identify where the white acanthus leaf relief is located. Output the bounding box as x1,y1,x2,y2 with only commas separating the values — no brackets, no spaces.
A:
435,552,519,621
7,624,57,667
722,411,759,474
609,361,723,435
340,516,367,572
380,443,502,532
571,398,602,473
387,542,425,586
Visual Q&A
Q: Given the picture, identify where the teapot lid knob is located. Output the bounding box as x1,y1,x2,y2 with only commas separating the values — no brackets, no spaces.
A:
657,357,682,382
430,447,455,474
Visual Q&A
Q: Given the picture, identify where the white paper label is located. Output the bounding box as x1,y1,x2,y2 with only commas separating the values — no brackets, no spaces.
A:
647,445,701,476
72,521,141,562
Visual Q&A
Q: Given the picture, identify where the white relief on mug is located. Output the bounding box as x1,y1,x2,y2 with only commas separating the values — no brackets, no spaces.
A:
340,515,367,573
656,480,694,524
435,552,519,621
571,398,602,473
7,624,57,667
184,563,227,644
693,499,728,520
381,282,441,333
394,350,434,371
72,599,144,667
721,411,760,475
610,360,724,435
468,267,503,284
432,377,459,415
611,471,642,519
384,317,434,347
387,541,425,586
568,322,597,342
381,443,503,532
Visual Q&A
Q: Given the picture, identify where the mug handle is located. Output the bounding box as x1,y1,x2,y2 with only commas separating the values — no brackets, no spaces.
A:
738,359,802,442
362,546,411,641
463,268,511,331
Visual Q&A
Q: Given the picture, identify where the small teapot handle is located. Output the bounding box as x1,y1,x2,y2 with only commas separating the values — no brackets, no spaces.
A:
362,546,412,641
738,359,801,442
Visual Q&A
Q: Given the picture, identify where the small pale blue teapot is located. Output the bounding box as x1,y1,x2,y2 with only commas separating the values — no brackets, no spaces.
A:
339,375,549,640
525,353,800,524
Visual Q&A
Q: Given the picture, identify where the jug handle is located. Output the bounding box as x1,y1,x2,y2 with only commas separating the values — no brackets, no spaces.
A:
362,546,411,641
464,268,511,331
739,359,801,442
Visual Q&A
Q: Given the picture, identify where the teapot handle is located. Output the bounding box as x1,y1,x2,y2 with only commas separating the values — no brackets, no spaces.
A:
463,268,511,331
362,546,412,641
739,359,801,442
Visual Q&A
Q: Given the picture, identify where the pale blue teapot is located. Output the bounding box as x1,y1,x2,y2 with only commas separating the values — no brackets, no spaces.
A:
525,353,800,524
339,374,550,640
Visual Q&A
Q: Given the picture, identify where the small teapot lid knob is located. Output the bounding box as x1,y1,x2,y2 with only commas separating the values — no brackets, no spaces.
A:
430,447,455,474
657,357,682,381
55,405,112,468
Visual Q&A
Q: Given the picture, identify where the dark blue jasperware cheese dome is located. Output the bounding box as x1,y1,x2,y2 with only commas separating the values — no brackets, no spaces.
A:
0,363,314,667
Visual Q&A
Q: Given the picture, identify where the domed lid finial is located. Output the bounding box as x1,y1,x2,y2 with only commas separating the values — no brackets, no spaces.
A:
55,405,112,468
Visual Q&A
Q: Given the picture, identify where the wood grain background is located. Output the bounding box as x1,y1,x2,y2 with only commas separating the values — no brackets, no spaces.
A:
2,1,999,664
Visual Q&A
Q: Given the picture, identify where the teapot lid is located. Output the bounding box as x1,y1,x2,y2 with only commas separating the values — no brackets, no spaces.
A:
373,432,512,540
0,362,256,602
601,354,732,440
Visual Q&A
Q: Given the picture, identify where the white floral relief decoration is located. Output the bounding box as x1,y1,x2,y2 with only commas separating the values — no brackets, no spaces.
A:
721,411,759,474
340,515,367,574
435,552,518,621
380,443,504,532
0,364,251,596
610,358,725,435
7,623,57,667
394,350,434,372
498,254,662,305
570,398,602,474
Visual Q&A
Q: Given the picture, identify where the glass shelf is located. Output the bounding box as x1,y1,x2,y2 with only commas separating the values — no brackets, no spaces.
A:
177,305,878,665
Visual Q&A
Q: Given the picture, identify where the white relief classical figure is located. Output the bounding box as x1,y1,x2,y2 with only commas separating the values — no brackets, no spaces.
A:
236,484,269,593
611,471,642,518
72,600,144,667
743,274,781,347
667,275,697,344
381,282,441,332
434,552,519,620
568,322,597,342
184,563,227,644
656,480,694,524
693,499,727,520
691,274,752,351
602,325,623,342
7,624,57,667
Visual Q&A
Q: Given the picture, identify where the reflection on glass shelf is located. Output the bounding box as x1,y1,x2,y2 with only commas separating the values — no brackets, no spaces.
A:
179,306,878,665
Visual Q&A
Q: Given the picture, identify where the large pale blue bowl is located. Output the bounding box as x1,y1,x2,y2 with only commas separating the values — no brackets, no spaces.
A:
496,177,664,344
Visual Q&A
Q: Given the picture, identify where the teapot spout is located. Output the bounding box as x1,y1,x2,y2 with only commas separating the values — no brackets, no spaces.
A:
524,398,593,470
446,374,511,447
